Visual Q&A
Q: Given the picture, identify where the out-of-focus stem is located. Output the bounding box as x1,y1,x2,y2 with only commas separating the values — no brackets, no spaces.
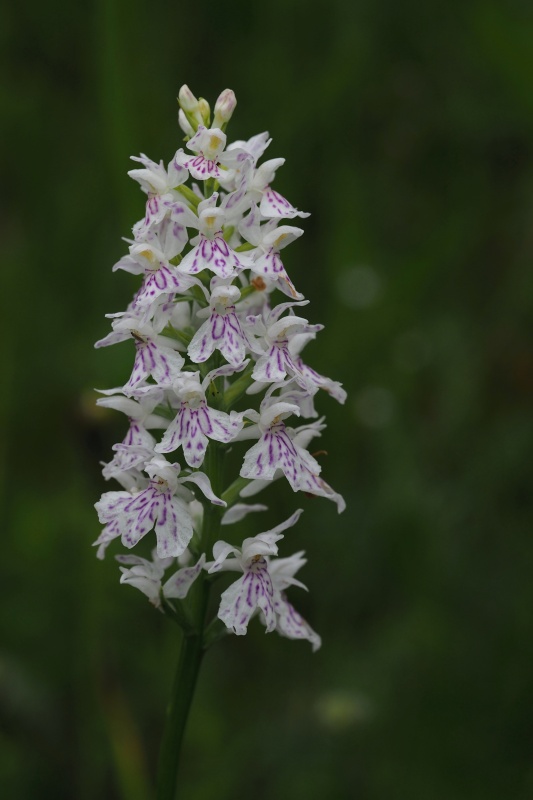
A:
155,440,223,800
155,627,204,800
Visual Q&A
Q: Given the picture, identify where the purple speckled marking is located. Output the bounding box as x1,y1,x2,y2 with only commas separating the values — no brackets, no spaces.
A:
263,188,290,214
156,401,243,467
274,592,320,648
123,334,183,392
260,188,309,220
252,341,312,391
219,558,275,634
188,307,248,367
241,420,328,495
165,557,204,599
135,264,195,307
97,480,193,558
252,251,300,298
180,235,244,278
182,155,222,181
103,421,155,477
293,356,347,403
144,195,163,228
224,183,246,209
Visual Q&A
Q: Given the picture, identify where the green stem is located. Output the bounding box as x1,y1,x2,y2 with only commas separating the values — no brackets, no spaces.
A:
162,325,193,348
155,442,224,800
204,177,215,198
221,475,253,507
161,596,196,636
175,184,200,209
222,363,254,409
155,626,205,800
222,225,235,242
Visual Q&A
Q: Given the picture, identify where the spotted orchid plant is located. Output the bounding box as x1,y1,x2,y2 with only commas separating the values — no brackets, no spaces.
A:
94,85,346,799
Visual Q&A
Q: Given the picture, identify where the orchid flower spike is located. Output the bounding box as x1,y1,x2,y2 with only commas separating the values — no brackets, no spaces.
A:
94,86,346,690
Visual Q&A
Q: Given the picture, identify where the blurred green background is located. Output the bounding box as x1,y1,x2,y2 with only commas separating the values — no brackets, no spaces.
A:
2,0,533,797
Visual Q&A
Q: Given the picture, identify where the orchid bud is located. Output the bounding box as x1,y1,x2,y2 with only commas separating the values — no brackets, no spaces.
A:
197,97,211,127
177,84,198,112
178,108,194,138
213,88,237,129
178,84,203,130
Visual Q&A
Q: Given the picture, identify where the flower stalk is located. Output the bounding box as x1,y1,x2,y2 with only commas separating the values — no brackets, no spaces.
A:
155,624,205,800
157,436,223,799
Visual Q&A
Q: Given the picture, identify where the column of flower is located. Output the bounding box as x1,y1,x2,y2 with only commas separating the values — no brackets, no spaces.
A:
93,85,346,797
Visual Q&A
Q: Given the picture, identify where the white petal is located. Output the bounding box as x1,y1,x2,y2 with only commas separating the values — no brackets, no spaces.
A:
263,508,303,538
239,477,271,497
274,592,321,651
240,437,280,482
218,562,275,635
240,532,282,560
180,471,226,506
221,503,268,525
154,495,194,558
95,491,132,524
269,551,308,591
204,407,245,444
163,554,206,599
155,407,209,468
119,568,162,606
209,540,241,572
261,225,304,251
259,187,310,220
260,401,300,429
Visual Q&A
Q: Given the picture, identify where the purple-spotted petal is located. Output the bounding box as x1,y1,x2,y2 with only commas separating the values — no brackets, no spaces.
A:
154,494,194,558
240,422,309,485
188,310,249,367
124,337,185,392
201,407,245,444
239,420,346,511
120,488,163,549
95,491,132,524
135,264,199,307
259,187,310,220
218,559,276,635
155,406,209,468
273,592,321,651
292,357,347,404
251,250,302,299
179,235,248,278
178,154,223,181
93,517,123,559
163,554,206,599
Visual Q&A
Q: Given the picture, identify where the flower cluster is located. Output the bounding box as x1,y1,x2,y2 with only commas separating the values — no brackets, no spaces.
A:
94,86,346,649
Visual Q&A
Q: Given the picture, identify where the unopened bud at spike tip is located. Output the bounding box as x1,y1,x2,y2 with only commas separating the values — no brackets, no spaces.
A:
198,98,211,127
178,84,199,113
213,89,237,128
